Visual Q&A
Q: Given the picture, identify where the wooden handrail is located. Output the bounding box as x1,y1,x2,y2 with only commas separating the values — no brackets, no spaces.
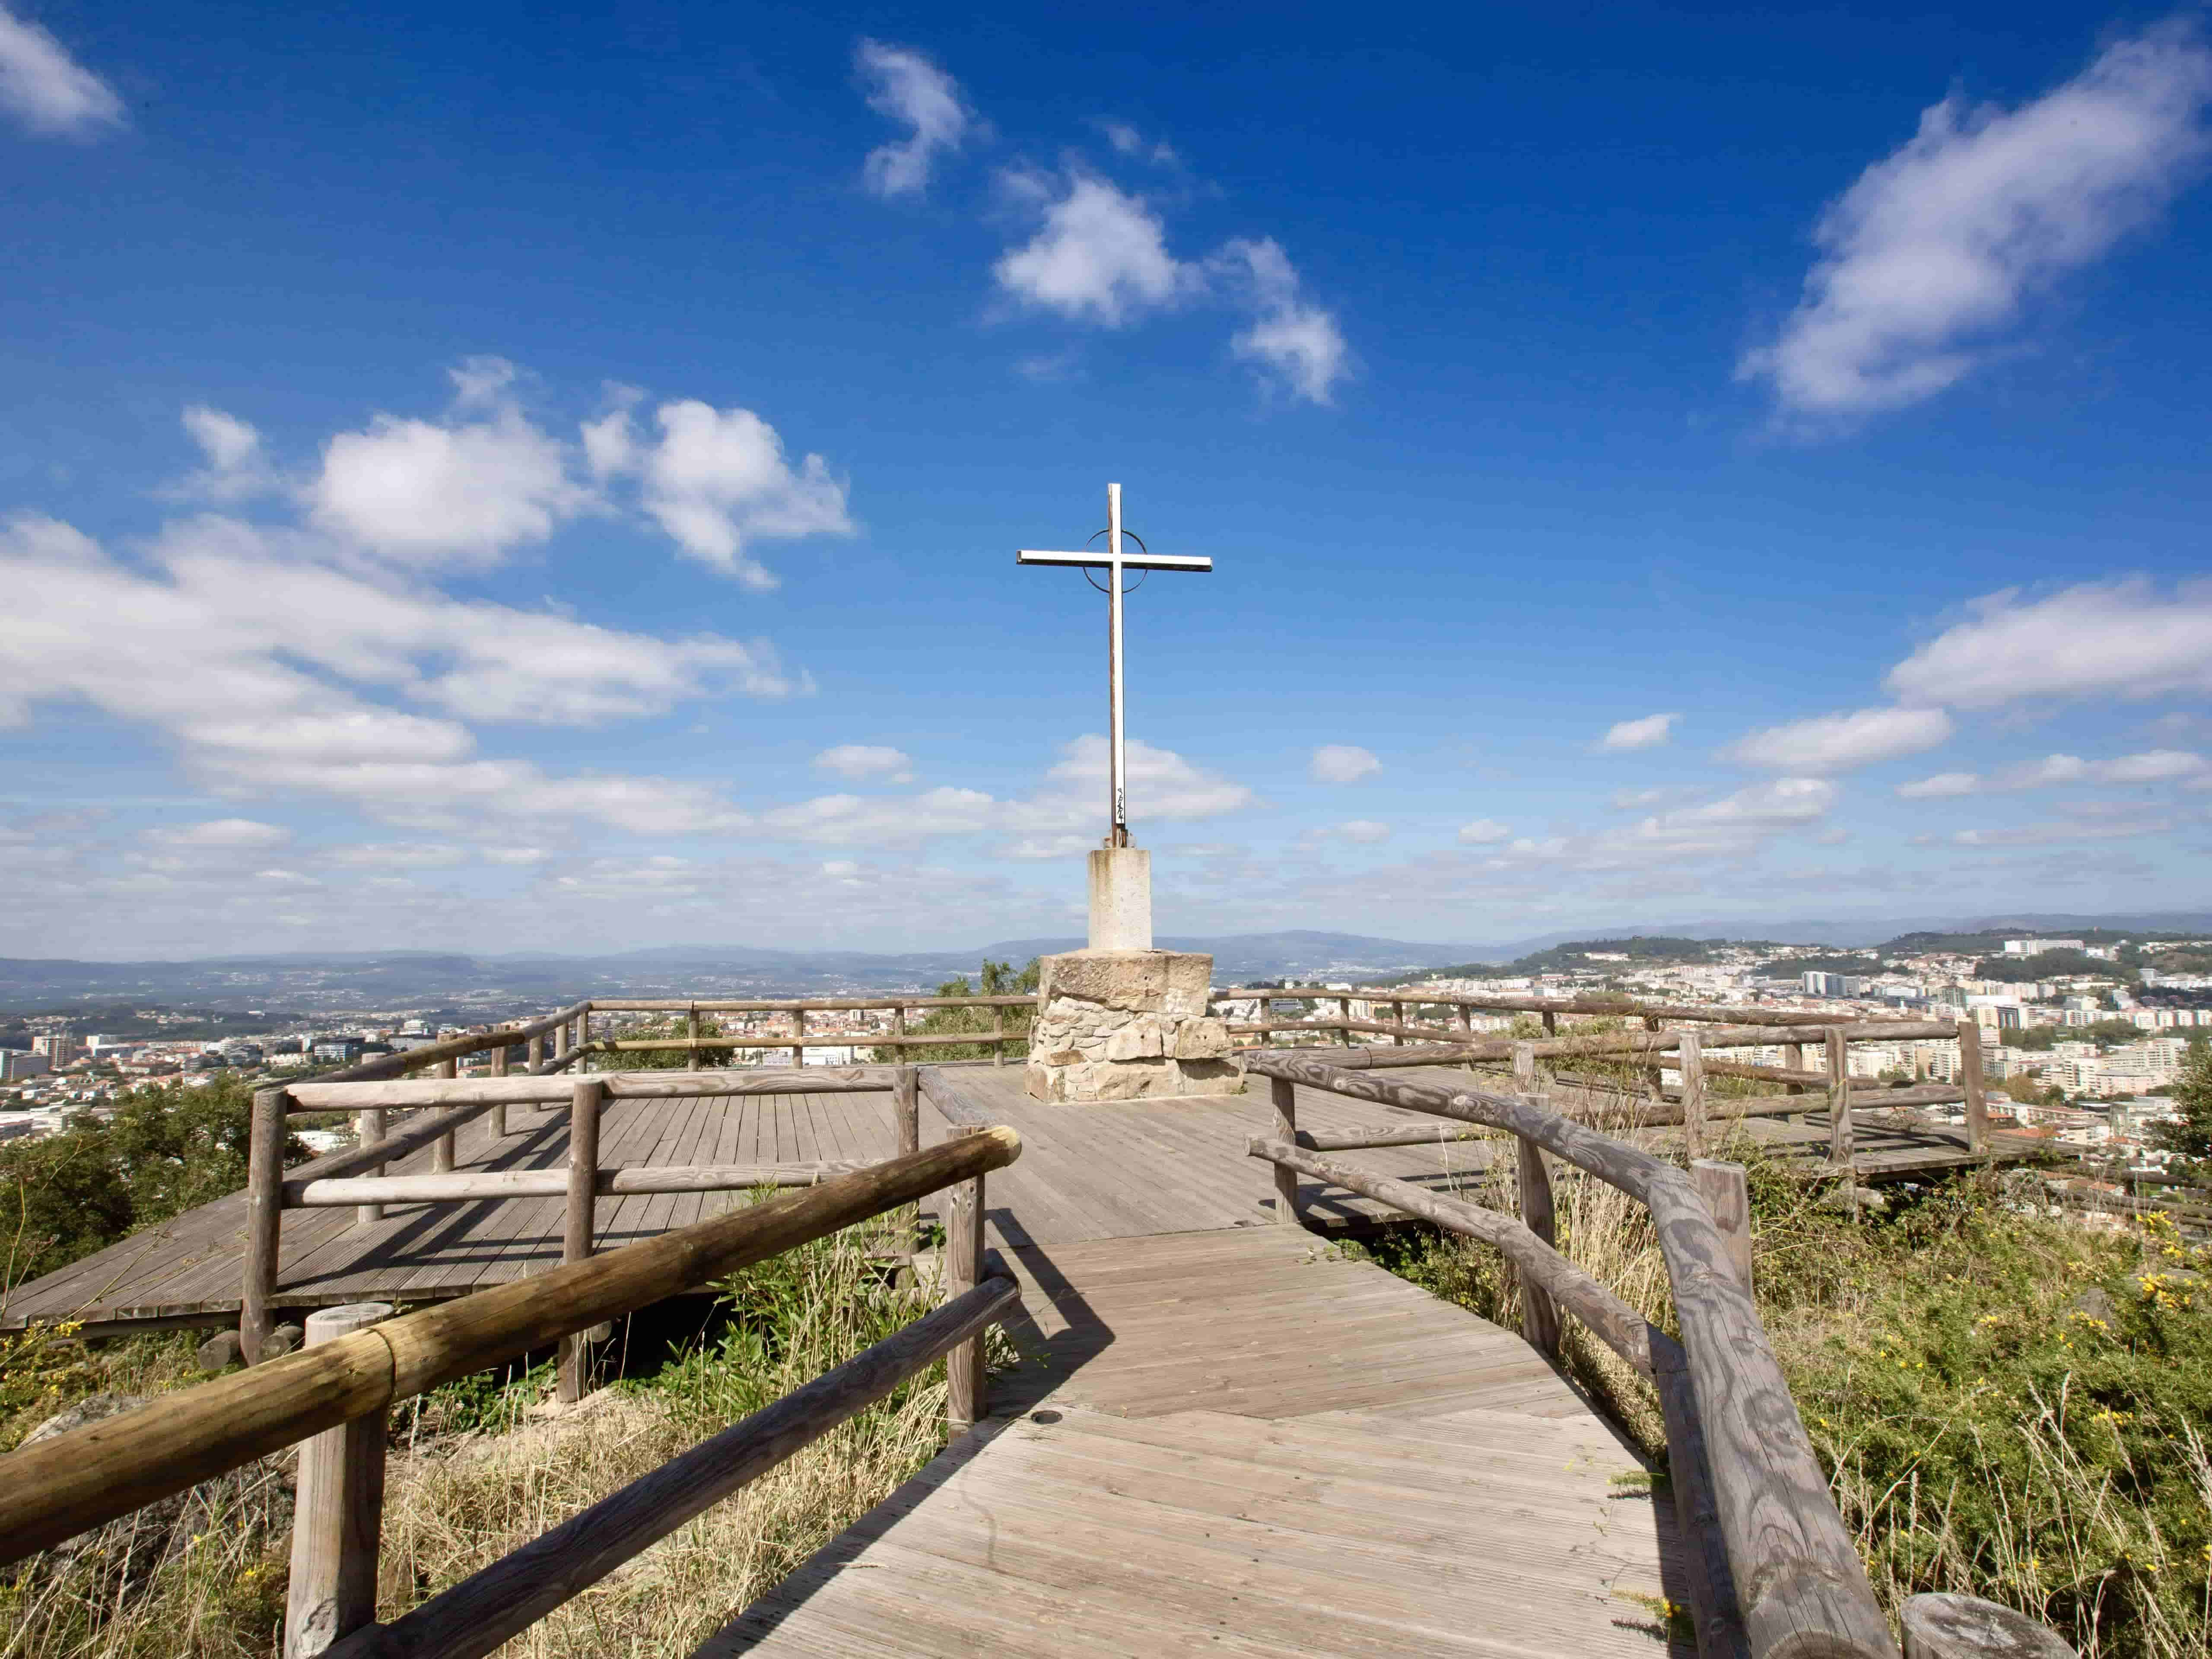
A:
586,995,1040,1012
1243,1050,1894,1659
0,1128,1022,1564
1215,987,1862,1027
285,1065,892,1110
325,1274,1022,1659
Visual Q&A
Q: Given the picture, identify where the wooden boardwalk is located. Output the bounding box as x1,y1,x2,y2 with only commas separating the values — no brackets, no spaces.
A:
700,1225,1691,1658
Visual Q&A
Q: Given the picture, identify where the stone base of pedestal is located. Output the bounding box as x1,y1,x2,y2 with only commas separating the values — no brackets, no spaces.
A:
1024,949,1245,1103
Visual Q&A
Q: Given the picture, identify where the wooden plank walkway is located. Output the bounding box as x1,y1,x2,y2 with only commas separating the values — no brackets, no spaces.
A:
698,1226,1691,1658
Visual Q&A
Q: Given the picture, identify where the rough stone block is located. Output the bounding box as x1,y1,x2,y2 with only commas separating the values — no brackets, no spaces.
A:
1104,1018,1164,1061
1171,1019,1233,1061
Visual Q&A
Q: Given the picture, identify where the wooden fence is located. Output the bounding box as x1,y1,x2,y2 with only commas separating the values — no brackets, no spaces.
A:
0,1129,1023,1659
1245,1047,1931,1659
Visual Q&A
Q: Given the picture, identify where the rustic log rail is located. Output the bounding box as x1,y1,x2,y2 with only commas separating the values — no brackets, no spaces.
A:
242,1064,922,1369
1243,1048,1896,1659
0,1129,1025,1659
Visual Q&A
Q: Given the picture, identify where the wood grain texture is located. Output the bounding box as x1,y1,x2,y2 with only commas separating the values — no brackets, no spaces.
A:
329,1278,1021,1659
285,1303,394,1658
0,1131,1021,1567
1959,1023,1988,1155
1242,1052,1896,1659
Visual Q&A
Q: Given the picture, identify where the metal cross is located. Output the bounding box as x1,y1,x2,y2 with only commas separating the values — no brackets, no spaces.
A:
1018,482,1212,848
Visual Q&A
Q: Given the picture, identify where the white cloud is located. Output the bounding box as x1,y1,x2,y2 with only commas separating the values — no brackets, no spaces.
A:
1457,818,1512,845
0,511,785,838
310,367,586,567
1618,778,1840,858
994,172,1198,326
320,842,470,869
1887,578,2212,708
857,41,973,198
593,399,853,589
145,818,290,851
1099,120,1178,165
1217,238,1348,404
1043,735,1258,822
0,3,121,136
814,744,915,783
760,786,998,848
1955,817,2171,848
1896,771,1981,799
1310,744,1380,784
1741,25,2212,420
1723,705,1952,773
1599,712,1678,752
172,406,279,503
1896,749,2206,797
1330,819,1392,844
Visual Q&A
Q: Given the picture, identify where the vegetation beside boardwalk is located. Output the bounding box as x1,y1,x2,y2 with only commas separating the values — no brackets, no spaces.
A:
1371,1133,2212,1659
1,1213,968,1656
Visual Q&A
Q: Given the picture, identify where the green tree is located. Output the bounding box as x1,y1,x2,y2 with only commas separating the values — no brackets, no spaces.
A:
2153,1034,2212,1165
587,1016,740,1071
880,959,1040,1063
0,1077,304,1292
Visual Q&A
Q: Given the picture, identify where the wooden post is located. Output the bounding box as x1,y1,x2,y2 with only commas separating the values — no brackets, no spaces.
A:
1780,1038,1806,1124
1270,1075,1299,1224
1678,1029,1707,1162
791,1007,804,1070
1541,1009,1557,1036
1901,1593,2077,1658
431,1058,457,1173
686,1003,701,1072
1389,1000,1404,1045
353,1107,385,1227
283,1303,394,1658
487,1039,506,1138
527,1031,544,1072
893,1066,920,1256
553,1020,569,1065
1691,1160,1752,1295
558,1078,604,1404
1825,1027,1854,1170
1958,1020,1987,1154
1511,1042,1561,1358
991,1007,1006,1066
242,1086,289,1365
1338,997,1352,1049
944,1130,987,1431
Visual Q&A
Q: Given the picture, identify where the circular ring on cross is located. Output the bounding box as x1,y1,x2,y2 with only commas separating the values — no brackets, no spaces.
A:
1082,526,1149,594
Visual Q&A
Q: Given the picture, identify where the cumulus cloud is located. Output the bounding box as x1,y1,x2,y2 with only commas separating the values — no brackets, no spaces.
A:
1897,749,2206,796
0,3,121,135
1310,744,1380,784
0,510,785,837
994,172,1197,325
857,40,973,198
1723,706,1952,773
1888,577,2212,708
1618,778,1839,858
753,735,1256,857
309,362,587,566
1217,238,1348,404
814,744,915,783
171,406,280,504
1599,712,1678,752
1740,25,2212,421
588,398,853,588
1457,818,1512,845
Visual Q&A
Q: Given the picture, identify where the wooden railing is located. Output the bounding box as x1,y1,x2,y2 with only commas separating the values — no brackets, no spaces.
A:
585,995,1039,1068
0,1129,1024,1659
1241,1049,2075,1659
1221,997,1991,1161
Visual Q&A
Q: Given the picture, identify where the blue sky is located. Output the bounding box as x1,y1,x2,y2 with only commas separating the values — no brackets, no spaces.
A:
4,1,2211,957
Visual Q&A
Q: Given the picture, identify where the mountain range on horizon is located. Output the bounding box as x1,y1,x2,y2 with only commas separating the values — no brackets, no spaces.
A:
6,910,2211,1012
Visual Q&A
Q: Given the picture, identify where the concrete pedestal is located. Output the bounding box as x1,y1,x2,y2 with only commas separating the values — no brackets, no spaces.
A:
1025,948,1244,1102
1088,848,1153,951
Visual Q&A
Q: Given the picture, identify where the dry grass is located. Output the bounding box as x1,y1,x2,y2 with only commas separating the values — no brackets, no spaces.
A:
1,1211,969,1657
1377,1049,2212,1659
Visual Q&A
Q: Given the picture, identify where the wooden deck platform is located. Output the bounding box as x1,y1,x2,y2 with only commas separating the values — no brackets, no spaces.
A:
0,1061,2045,1333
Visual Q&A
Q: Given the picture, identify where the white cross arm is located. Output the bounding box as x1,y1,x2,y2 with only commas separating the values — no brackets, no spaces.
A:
1016,549,1214,572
